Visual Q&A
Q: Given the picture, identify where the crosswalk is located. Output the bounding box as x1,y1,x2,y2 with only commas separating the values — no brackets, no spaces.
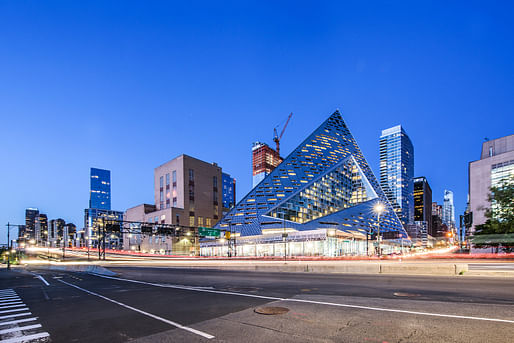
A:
0,289,49,343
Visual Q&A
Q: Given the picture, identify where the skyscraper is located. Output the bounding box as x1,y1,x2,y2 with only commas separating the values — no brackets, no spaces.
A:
90,168,111,210
24,208,39,241
413,176,433,235
442,190,455,228
252,142,283,187
35,213,48,245
86,167,122,249
379,125,414,227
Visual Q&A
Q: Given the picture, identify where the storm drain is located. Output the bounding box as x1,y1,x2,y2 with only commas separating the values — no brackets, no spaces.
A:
254,306,290,315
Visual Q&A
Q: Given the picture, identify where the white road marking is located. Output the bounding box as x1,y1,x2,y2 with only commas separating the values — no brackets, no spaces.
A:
0,308,28,314
0,304,25,309
0,332,50,343
0,318,37,327
90,273,514,325
55,278,215,339
0,324,42,335
0,313,31,320
0,298,18,302
0,301,22,306
30,273,50,286
0,294,16,298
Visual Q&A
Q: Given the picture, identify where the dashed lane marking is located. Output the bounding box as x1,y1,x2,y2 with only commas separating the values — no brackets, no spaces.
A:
90,273,514,325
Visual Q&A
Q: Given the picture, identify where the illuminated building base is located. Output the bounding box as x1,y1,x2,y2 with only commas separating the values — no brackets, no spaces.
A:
200,228,405,257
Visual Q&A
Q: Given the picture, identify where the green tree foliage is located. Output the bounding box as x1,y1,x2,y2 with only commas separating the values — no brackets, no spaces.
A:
473,176,514,252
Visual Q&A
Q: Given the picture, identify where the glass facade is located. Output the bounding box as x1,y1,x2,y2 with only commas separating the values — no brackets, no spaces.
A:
490,160,514,214
268,156,377,223
222,172,236,210
85,208,123,249
379,125,414,227
90,168,111,210
442,190,455,228
214,110,407,242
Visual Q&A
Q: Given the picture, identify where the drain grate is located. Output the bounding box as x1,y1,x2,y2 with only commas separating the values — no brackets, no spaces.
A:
254,306,290,315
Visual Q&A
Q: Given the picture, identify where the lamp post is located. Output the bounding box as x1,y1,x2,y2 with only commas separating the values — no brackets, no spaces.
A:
373,203,385,257
5,223,24,270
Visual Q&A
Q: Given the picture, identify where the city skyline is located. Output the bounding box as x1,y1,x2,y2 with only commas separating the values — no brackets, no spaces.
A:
2,2,514,242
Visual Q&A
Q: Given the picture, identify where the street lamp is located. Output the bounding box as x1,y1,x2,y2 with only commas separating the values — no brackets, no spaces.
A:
373,202,385,257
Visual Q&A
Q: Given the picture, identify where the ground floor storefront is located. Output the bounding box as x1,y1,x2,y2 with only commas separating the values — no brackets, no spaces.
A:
200,229,406,257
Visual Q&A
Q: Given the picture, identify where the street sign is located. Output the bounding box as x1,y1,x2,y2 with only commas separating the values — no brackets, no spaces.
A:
198,227,221,238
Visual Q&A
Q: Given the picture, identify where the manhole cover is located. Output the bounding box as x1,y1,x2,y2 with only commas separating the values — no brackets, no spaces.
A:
393,292,420,297
254,306,290,315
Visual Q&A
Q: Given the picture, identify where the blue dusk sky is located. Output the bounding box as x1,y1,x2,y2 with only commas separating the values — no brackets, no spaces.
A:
1,1,513,241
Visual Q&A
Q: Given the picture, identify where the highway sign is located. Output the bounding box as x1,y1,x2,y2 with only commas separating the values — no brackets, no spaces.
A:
198,227,221,237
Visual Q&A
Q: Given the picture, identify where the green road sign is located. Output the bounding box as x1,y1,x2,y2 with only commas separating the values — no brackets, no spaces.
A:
198,227,221,238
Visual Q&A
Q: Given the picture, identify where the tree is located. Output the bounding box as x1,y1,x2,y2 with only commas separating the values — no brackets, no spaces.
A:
473,176,514,252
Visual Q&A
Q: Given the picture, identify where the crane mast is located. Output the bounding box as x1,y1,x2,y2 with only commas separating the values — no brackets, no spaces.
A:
273,112,293,156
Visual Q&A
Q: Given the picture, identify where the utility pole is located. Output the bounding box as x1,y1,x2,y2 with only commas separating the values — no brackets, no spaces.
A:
7,222,11,270
283,212,287,263
62,226,66,260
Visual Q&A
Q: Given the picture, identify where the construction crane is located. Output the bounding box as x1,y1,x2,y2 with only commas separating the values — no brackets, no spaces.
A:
273,112,293,156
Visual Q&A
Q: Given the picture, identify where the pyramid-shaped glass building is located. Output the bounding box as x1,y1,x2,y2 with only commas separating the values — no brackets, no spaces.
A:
207,110,408,256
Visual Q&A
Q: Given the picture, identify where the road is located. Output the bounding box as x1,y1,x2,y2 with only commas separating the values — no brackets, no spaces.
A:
1,266,513,342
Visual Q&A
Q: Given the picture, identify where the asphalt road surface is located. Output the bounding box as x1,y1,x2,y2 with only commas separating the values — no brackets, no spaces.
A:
1,266,513,342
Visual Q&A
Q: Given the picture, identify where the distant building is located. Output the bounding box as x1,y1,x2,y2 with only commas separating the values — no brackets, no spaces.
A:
413,177,432,235
84,208,123,249
24,208,39,241
406,221,429,248
85,167,122,249
64,223,77,247
442,190,455,228
469,134,514,235
35,213,48,246
90,168,111,210
379,125,414,227
48,218,65,247
431,202,446,237
222,172,236,215
252,142,282,188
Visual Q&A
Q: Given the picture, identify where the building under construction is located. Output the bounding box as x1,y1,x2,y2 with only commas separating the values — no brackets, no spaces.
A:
252,113,292,188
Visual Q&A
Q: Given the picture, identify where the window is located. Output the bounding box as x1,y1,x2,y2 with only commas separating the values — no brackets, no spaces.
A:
213,176,218,188
172,170,177,186
189,169,194,182
160,176,164,188
189,184,194,201
166,173,170,185
198,217,203,226
189,216,195,227
173,197,177,207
